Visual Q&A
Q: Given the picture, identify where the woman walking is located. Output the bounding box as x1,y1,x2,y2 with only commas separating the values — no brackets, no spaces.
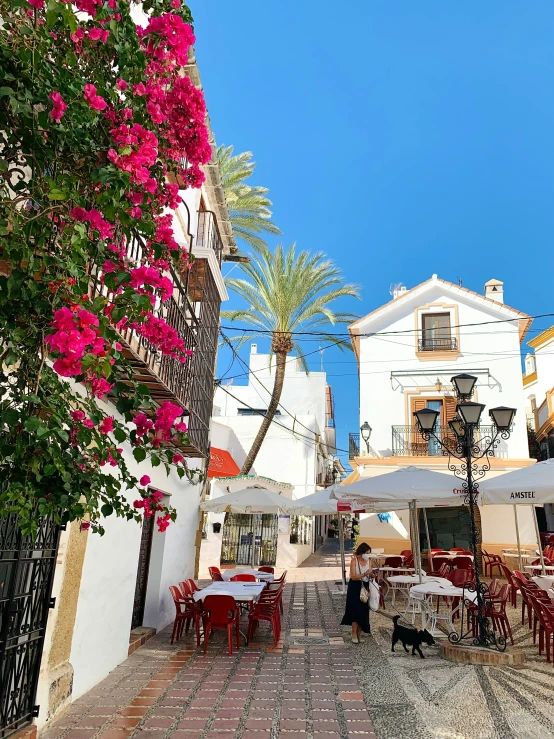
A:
341,542,373,643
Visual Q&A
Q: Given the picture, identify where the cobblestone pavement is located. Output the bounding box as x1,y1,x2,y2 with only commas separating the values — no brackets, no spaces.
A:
41,543,554,739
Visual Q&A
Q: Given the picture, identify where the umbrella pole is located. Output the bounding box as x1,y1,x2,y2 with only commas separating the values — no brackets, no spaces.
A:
251,514,256,568
410,502,423,584
532,505,546,575
513,505,523,573
338,512,347,593
423,507,432,565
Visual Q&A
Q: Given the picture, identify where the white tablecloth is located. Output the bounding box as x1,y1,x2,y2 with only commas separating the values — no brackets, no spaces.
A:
377,566,416,574
409,582,477,601
221,568,274,582
430,552,474,561
524,565,554,573
388,575,448,586
532,575,554,593
193,581,266,602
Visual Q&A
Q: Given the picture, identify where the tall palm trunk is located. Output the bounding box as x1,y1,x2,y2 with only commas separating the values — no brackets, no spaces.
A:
240,343,290,474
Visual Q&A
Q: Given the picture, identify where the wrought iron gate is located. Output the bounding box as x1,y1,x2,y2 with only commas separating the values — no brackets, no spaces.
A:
220,514,278,567
131,515,154,630
0,515,61,738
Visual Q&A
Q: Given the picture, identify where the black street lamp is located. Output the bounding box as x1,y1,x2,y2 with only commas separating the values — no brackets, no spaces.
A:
360,421,372,453
413,373,517,652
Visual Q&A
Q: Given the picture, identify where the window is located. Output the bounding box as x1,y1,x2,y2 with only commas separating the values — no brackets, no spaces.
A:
420,313,456,351
290,516,312,545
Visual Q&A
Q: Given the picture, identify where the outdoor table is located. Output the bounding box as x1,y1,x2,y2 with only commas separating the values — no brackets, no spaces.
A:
386,574,445,611
532,576,554,597
430,552,474,560
193,582,266,643
409,581,477,638
221,568,274,583
524,565,554,573
193,581,266,602
367,553,397,561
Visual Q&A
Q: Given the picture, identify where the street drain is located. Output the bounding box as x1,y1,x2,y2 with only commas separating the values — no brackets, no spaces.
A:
292,636,329,645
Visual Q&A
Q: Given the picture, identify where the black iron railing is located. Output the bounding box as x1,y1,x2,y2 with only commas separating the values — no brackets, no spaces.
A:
392,425,495,457
89,236,220,458
418,336,457,351
196,211,223,265
349,432,360,459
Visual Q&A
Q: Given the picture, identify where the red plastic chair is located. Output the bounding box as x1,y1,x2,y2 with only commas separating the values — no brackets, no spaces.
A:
400,549,412,558
169,585,197,645
468,584,514,645
404,555,414,568
209,566,224,582
431,556,451,573
482,550,503,577
513,574,533,626
231,574,257,582
451,557,474,578
178,580,192,597
383,556,403,568
499,564,518,607
450,547,465,553
201,594,240,655
436,562,450,578
187,578,200,593
531,557,553,576
258,566,275,574
528,594,554,661
247,588,282,646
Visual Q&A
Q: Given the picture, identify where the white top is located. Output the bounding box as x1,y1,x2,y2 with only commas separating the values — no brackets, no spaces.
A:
388,575,448,585
221,569,274,582
410,582,478,601
193,581,266,602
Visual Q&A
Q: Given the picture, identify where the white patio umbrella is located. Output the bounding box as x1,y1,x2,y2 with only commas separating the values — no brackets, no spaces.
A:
200,487,310,567
210,474,293,495
333,466,471,582
479,459,554,574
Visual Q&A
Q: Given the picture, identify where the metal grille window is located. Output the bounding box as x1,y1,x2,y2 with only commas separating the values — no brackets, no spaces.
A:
221,513,278,566
0,515,61,739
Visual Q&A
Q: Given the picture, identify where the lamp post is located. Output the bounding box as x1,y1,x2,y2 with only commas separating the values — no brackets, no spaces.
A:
360,421,372,454
413,374,516,651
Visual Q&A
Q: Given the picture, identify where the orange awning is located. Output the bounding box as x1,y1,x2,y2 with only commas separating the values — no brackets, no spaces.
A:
208,448,241,479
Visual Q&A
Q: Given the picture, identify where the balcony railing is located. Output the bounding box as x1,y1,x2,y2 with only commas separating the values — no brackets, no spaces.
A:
349,432,360,459
418,336,457,351
196,210,223,265
316,472,336,488
89,237,220,458
392,425,495,457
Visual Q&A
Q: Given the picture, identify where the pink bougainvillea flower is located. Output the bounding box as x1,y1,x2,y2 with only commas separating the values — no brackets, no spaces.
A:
83,83,107,111
83,418,95,429
140,475,151,486
174,421,188,433
28,0,45,8
99,416,114,434
133,499,145,509
116,78,128,91
80,521,91,531
171,0,181,7
157,513,171,532
71,409,86,422
173,453,184,464
88,26,108,42
49,91,67,122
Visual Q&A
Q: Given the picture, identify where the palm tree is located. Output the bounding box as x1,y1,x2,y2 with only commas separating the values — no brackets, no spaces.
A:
222,243,360,474
216,145,281,249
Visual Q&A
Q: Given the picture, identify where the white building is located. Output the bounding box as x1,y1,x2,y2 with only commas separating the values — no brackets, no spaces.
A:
346,274,537,558
35,60,232,728
523,326,554,459
206,345,340,567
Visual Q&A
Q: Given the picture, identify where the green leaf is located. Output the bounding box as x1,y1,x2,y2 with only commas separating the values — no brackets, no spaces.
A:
43,464,56,476
151,455,160,467
55,428,69,442
133,447,146,463
113,427,126,443
2,409,19,426
48,188,67,201
24,417,42,432
101,504,113,517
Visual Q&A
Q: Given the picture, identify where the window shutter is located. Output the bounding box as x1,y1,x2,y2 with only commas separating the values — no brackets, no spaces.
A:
411,398,429,450
444,396,458,424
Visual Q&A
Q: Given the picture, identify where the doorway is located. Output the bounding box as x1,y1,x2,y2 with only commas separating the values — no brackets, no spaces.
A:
419,507,475,551
221,513,278,566
131,515,154,630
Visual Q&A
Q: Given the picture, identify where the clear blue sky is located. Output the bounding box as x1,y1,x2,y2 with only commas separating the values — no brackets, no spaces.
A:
191,1,554,464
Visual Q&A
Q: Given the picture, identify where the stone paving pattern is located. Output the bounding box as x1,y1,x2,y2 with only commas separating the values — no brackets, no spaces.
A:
40,543,554,739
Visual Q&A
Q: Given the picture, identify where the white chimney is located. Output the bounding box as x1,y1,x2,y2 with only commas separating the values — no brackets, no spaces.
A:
484,278,504,304
250,343,257,354
393,285,407,300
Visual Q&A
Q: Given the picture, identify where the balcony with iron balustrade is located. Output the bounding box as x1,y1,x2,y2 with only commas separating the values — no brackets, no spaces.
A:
391,425,496,457
89,236,221,459
418,336,458,352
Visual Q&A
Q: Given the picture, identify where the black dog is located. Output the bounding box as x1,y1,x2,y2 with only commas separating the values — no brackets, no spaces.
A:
391,615,436,658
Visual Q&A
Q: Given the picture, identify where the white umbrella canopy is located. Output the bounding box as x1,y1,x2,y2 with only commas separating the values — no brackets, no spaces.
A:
479,459,554,505
332,466,469,508
200,487,309,515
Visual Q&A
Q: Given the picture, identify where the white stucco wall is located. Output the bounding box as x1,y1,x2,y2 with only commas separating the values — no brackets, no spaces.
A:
69,444,203,700
356,278,531,460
